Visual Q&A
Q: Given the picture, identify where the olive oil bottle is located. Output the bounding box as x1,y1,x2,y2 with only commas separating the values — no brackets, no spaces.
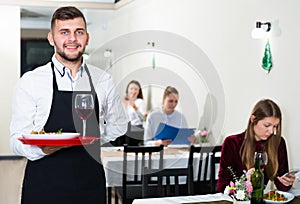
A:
251,152,264,204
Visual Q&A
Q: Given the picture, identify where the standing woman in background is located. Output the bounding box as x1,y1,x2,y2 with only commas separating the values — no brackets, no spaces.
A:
217,99,295,193
123,80,147,128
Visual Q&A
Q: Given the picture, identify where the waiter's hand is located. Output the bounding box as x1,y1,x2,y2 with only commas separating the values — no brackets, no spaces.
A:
40,146,62,155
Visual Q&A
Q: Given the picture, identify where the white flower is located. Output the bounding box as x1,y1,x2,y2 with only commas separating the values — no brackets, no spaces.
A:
235,189,246,200
224,186,230,195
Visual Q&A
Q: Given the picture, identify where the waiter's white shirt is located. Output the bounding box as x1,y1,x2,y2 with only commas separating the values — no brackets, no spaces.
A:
10,56,128,161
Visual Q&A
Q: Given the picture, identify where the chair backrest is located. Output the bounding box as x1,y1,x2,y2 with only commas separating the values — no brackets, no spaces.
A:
122,144,164,203
210,145,222,192
188,145,222,194
124,122,144,146
142,165,193,198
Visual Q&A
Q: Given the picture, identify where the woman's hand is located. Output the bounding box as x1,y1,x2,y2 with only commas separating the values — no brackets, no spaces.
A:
188,135,197,144
246,168,255,181
155,139,172,147
246,165,270,181
124,96,138,111
277,173,296,186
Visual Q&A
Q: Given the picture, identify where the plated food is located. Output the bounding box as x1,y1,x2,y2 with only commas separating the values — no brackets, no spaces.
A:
30,128,62,135
23,130,80,140
19,129,99,146
263,190,294,203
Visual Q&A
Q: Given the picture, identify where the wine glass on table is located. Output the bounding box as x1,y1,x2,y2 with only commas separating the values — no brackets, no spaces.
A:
75,94,94,138
255,151,268,171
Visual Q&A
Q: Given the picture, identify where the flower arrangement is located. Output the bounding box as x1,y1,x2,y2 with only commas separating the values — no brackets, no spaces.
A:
194,128,210,143
224,167,253,201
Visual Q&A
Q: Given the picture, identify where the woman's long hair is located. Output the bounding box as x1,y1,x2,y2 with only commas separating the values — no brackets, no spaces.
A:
125,80,143,99
240,99,282,180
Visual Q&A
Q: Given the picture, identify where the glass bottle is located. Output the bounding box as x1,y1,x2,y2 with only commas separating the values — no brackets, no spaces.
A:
251,152,264,204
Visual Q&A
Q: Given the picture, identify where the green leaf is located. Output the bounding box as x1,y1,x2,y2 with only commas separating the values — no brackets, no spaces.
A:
57,128,63,134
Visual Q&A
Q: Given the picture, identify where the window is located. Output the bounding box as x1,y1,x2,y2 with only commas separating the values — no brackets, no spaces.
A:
21,39,54,76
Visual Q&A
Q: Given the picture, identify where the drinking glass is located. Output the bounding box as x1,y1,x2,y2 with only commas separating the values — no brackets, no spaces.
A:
255,151,268,170
75,94,94,137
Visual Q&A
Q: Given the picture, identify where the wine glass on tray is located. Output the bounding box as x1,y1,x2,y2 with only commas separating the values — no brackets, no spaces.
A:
75,94,94,138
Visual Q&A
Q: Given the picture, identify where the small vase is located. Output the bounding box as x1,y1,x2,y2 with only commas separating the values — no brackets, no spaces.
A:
200,136,207,143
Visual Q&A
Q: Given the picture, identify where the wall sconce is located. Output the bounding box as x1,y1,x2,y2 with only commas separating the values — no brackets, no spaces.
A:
251,21,271,39
103,49,112,69
251,22,273,73
103,49,112,58
147,42,156,69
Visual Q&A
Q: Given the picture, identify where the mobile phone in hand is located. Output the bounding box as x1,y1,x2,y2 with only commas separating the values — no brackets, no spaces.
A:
283,170,299,178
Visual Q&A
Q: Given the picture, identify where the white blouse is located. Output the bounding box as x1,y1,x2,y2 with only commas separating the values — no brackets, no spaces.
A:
144,108,188,146
125,98,146,126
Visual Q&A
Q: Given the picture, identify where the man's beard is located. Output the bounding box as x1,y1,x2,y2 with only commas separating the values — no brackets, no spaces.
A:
57,50,84,62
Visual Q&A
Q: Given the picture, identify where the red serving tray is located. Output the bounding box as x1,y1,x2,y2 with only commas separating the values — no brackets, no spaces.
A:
18,136,99,146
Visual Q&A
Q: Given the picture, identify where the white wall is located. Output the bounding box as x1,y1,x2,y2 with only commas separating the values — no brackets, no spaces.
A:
87,0,300,169
0,6,20,155
1,0,300,170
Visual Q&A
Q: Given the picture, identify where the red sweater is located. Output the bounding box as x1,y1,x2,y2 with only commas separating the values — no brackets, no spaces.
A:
217,132,291,192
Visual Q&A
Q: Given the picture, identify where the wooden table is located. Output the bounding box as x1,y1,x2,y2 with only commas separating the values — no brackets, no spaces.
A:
290,197,300,204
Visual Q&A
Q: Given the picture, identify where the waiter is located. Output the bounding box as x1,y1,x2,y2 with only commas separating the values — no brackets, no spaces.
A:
10,6,127,204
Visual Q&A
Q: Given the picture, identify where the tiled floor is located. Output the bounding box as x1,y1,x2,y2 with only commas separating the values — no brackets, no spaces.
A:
0,157,26,204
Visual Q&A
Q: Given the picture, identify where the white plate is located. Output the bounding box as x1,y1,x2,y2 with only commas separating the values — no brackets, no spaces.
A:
264,190,295,203
23,133,80,140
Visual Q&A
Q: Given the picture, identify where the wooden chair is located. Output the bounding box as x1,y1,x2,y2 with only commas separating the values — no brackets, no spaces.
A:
142,165,193,198
124,122,144,146
106,122,144,147
187,145,222,195
114,144,164,204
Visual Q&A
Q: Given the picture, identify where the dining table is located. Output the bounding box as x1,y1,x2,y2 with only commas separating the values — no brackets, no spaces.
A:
101,146,193,204
101,146,300,204
101,145,220,187
132,193,300,204
101,145,220,204
101,146,193,187
132,193,233,204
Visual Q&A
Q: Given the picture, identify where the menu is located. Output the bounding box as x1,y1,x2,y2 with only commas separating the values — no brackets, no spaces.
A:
154,123,195,144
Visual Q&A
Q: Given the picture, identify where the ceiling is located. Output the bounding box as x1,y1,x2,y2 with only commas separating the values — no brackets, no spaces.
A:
5,0,132,29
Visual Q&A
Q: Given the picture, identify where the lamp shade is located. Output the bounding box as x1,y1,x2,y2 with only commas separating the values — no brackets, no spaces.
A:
251,28,266,39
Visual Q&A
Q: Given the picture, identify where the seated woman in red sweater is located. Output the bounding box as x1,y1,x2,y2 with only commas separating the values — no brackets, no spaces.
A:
217,99,295,193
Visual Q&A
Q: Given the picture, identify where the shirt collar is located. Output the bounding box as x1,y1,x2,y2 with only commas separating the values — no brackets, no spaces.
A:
160,108,175,119
51,55,85,77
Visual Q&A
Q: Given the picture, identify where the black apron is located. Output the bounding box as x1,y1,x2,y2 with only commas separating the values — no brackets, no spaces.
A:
21,63,106,204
